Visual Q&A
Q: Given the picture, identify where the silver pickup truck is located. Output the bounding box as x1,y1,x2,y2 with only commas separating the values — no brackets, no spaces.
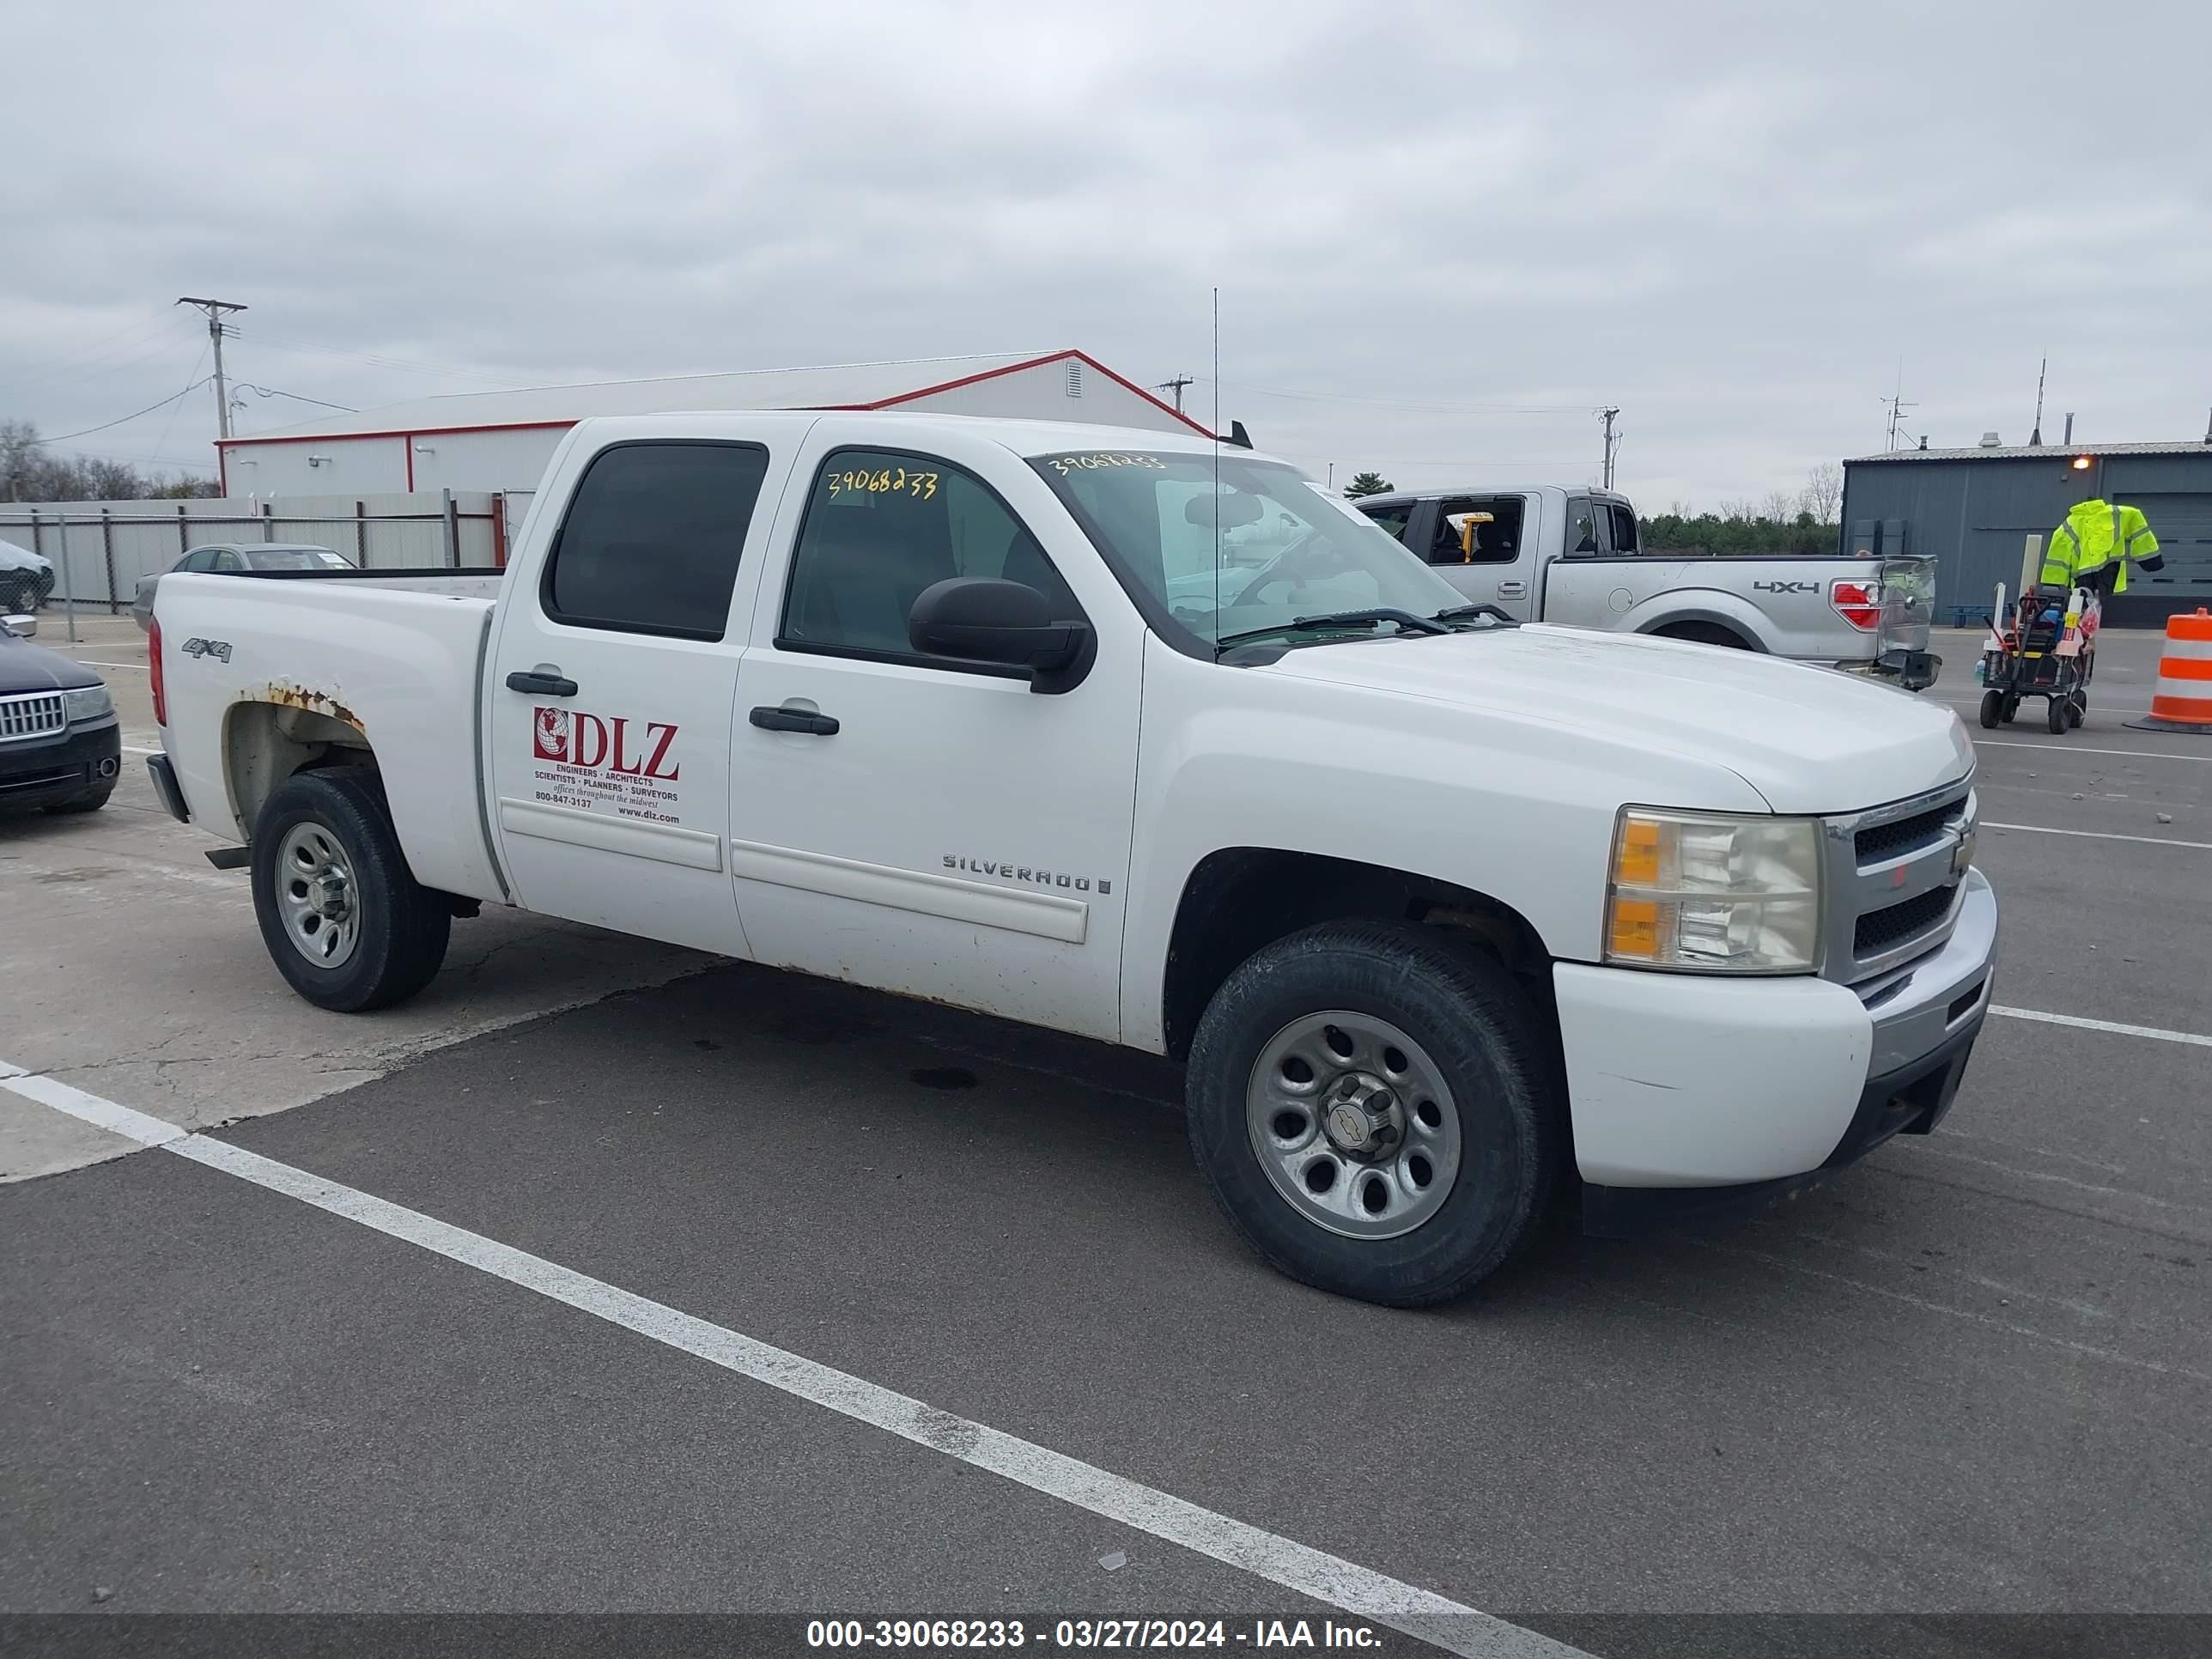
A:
1353,486,1939,689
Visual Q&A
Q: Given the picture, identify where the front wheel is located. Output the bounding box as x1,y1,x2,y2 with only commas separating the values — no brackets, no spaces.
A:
251,768,451,1012
2047,696,2069,735
1978,690,2003,730
1185,921,1561,1307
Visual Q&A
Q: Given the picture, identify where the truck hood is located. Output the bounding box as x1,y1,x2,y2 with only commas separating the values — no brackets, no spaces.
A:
1257,623,1973,815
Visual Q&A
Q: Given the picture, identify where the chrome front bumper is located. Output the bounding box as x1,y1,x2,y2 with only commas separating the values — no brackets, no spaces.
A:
1861,868,1996,1077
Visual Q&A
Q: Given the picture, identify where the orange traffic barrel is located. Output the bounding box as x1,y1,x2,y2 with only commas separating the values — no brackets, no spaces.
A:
2126,609,2212,734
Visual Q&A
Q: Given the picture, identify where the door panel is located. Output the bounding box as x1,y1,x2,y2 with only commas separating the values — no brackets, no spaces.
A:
729,436,1139,1042
488,439,774,955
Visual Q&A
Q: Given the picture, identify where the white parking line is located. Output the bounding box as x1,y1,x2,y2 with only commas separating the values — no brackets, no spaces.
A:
1984,821,2212,851
1973,740,2209,762
0,1064,1583,1659
1991,1007,2212,1049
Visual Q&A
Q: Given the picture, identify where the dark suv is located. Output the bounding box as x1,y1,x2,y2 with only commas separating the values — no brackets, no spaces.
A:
0,614,119,815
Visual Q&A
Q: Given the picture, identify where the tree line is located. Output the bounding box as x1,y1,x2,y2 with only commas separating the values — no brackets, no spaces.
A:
2,419,220,503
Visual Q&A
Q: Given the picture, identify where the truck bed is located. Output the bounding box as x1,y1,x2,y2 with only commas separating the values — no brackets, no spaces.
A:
154,571,504,901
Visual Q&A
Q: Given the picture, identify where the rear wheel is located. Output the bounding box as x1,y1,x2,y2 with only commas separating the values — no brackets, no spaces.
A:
2047,696,2069,735
1978,690,2003,730
0,571,39,612
1185,921,1560,1307
251,769,450,1012
2000,696,2020,725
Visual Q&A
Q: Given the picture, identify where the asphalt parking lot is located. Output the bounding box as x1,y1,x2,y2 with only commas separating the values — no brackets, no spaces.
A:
3,617,2208,1658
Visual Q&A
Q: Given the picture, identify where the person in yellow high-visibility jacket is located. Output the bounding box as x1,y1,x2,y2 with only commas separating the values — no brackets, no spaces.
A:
2040,495,2164,596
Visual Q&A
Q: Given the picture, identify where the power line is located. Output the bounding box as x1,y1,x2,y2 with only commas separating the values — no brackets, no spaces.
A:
150,340,213,474
32,375,213,445
246,332,525,388
0,310,193,396
230,382,357,413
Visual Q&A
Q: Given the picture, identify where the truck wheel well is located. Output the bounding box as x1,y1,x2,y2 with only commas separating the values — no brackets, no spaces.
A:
1160,848,1553,1060
223,701,377,841
1650,620,1755,651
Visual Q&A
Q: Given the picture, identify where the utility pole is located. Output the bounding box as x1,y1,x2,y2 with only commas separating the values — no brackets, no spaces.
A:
1599,406,1620,489
176,296,247,440
1156,373,1195,415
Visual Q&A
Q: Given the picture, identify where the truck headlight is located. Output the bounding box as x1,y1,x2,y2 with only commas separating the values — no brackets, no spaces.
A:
64,684,112,724
1605,808,1821,974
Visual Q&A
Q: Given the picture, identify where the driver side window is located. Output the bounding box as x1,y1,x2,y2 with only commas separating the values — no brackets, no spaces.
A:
781,448,1080,662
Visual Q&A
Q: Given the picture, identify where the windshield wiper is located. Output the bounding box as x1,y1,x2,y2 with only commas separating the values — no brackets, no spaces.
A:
1214,608,1449,653
1433,603,1518,628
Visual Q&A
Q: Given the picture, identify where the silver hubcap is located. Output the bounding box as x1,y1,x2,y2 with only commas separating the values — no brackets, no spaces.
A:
276,820,361,969
1246,1011,1462,1239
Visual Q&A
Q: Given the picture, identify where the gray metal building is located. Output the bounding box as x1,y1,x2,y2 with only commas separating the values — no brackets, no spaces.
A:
1840,439,2212,626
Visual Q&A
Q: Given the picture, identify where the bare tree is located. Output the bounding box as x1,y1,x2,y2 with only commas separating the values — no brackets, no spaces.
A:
0,417,216,501
1800,461,1844,525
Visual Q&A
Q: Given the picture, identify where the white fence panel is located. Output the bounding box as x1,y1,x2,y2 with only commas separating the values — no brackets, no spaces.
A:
0,489,507,607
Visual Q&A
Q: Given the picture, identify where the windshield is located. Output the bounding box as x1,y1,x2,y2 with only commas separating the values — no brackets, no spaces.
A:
247,547,353,571
1030,450,1468,653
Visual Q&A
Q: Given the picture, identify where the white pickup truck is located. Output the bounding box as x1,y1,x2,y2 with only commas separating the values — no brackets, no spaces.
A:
1351,486,1941,688
146,412,1996,1306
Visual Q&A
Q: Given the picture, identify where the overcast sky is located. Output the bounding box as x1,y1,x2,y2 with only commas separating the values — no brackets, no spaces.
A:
4,0,2208,507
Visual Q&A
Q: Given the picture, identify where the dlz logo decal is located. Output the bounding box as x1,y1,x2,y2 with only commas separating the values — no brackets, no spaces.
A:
532,706,681,779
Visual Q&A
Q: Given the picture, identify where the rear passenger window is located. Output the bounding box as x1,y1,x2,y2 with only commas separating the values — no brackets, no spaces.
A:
543,441,769,640
1564,497,1600,555
780,448,1079,661
1358,501,1414,544
1607,504,1640,553
1429,496,1525,565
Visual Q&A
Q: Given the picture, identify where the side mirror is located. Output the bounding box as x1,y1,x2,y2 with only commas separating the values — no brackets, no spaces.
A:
3,613,35,638
908,577,1093,694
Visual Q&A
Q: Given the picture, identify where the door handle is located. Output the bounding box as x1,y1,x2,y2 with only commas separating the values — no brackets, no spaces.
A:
507,666,578,696
750,705,840,737
1497,581,1528,599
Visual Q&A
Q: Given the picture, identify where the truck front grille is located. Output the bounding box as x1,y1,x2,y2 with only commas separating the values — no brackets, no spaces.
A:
1855,804,1952,864
1823,778,1974,984
0,691,66,743
1855,883,1959,955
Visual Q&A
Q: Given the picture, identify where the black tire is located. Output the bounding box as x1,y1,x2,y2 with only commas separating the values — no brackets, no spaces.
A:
1185,921,1561,1308
42,781,113,815
2068,692,2087,728
1978,690,2002,730
250,768,450,1012
2047,696,2068,735
2000,696,2020,725
0,572,37,612
1654,621,1752,650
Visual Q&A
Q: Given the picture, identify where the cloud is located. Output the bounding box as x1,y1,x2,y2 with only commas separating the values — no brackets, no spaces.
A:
3,0,2207,501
